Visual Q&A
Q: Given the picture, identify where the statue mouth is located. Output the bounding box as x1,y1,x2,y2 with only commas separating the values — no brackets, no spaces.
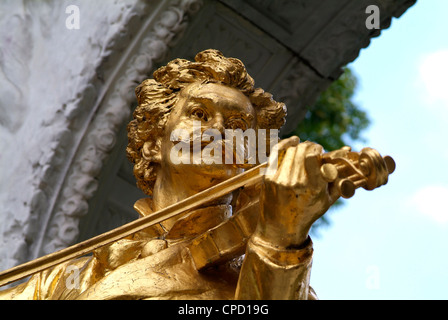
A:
188,139,249,168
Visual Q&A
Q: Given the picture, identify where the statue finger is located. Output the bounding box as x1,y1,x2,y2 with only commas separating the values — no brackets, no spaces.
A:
303,142,325,188
265,136,299,177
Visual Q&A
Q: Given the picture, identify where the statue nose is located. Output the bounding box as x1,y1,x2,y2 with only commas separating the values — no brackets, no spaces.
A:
211,115,225,133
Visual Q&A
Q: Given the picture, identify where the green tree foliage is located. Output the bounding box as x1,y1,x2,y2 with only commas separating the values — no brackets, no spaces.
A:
283,67,370,234
285,67,369,151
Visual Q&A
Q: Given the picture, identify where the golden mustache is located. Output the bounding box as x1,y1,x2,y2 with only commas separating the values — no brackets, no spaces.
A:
188,136,253,169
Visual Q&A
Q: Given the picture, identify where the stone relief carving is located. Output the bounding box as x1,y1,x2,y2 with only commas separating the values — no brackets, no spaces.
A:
0,0,203,272
0,9,32,133
171,6,272,81
166,2,295,105
245,0,315,31
300,0,416,78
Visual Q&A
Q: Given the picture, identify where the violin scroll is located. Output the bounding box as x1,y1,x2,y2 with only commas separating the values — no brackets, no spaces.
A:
319,146,395,199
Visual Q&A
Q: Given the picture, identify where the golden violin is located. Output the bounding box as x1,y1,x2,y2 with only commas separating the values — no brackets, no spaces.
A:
0,144,395,287
186,145,396,270
320,146,395,198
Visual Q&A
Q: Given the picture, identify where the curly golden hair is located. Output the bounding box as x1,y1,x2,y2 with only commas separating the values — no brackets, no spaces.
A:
126,49,287,196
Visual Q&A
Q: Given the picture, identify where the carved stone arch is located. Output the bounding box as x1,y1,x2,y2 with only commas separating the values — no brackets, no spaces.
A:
21,0,205,261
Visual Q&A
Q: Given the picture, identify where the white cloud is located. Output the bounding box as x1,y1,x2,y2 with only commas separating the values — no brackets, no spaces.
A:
409,185,448,223
419,50,448,107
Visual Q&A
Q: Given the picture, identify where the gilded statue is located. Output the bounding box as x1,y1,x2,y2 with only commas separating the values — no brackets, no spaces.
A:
0,49,395,300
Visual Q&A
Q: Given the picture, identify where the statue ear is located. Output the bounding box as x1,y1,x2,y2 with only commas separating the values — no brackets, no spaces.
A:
142,139,162,163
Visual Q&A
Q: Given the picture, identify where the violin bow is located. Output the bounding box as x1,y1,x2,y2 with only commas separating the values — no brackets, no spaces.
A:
0,146,395,287
0,162,266,287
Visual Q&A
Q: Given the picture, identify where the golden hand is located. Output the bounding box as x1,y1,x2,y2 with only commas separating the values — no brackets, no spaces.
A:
254,136,339,248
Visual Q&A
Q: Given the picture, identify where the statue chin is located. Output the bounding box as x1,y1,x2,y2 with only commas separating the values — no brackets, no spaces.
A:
171,161,244,182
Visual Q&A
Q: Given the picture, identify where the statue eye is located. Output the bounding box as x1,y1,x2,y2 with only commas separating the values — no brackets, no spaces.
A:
191,107,208,121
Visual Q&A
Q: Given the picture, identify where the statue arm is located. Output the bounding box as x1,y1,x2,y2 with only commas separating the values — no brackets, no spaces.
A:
235,235,315,300
0,256,93,300
235,137,336,299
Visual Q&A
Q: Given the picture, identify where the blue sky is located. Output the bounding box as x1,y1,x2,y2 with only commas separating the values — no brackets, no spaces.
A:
310,1,448,299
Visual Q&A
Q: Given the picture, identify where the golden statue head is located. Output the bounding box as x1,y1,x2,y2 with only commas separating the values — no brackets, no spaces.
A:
126,49,287,196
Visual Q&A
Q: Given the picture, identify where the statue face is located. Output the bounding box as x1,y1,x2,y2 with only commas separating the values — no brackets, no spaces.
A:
160,82,257,186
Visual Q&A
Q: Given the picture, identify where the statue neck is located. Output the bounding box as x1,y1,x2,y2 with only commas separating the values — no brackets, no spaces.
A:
152,168,234,236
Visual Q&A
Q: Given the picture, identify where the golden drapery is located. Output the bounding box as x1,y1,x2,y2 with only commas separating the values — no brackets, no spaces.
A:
0,198,316,300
